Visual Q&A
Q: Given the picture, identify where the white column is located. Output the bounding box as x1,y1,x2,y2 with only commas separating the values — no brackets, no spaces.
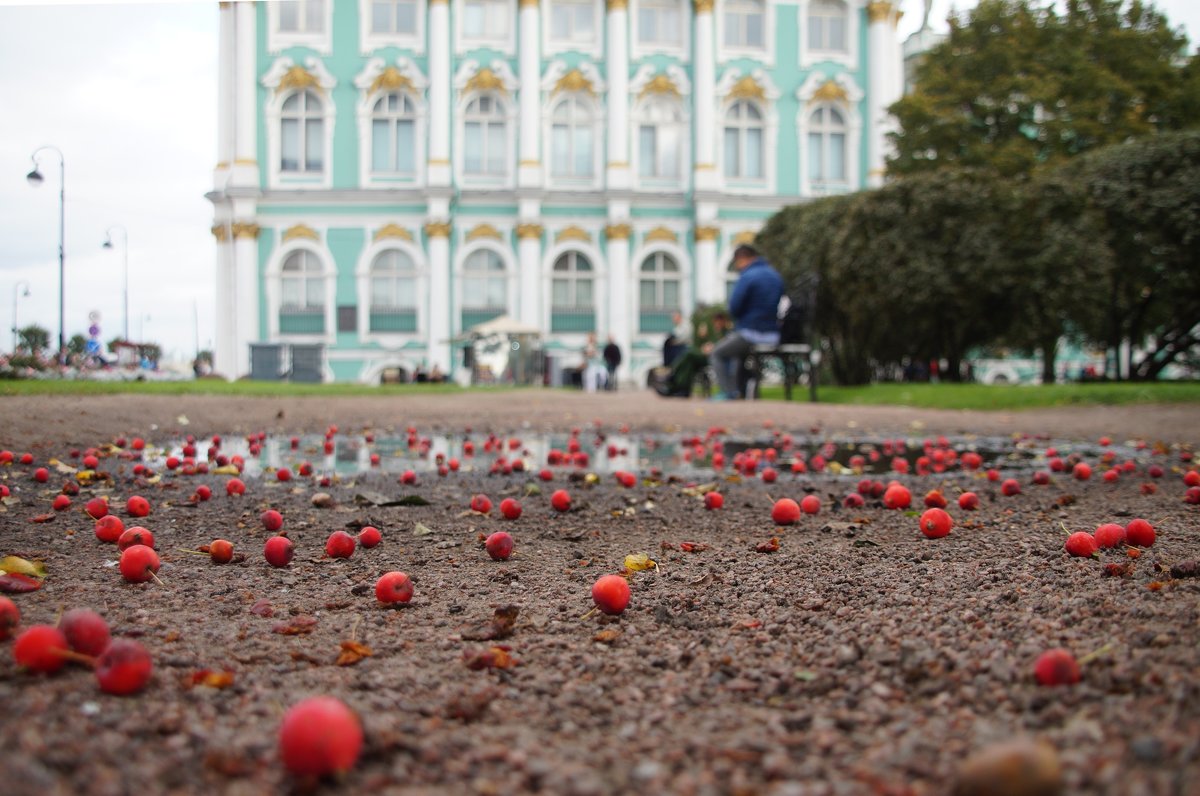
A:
217,3,235,169
694,200,719,303
516,218,542,329
606,0,630,190
693,0,717,192
233,0,258,185
605,220,631,384
428,0,452,186
518,0,542,186
425,220,452,372
866,1,894,188
233,220,260,378
213,225,237,378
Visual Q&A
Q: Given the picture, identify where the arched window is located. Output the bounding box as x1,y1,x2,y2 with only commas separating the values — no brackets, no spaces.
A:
807,0,847,53
371,93,417,174
463,94,508,176
724,0,764,48
723,100,764,179
550,97,594,179
461,249,507,328
279,250,325,333
281,90,324,173
369,249,418,332
639,252,681,333
808,105,847,188
637,99,683,180
551,251,595,332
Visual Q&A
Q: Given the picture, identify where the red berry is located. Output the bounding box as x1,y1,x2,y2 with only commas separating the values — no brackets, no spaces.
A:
1065,531,1098,558
485,531,514,561
882,484,912,510
770,498,801,525
961,451,982,470
59,608,110,657
226,478,246,496
94,515,125,543
761,467,777,484
0,596,20,641
126,495,150,517
279,696,363,778
615,471,636,488
264,535,294,568
1182,470,1200,487
1072,462,1092,481
923,490,948,509
1093,523,1126,549
499,498,522,520
919,508,953,539
118,526,155,551
1034,648,1081,686
704,491,724,510
276,467,292,482
33,467,49,483
1125,518,1156,547
52,494,71,511
325,531,356,559
1187,486,1200,504
958,492,980,511
13,625,69,674
842,493,864,509
84,497,108,519
119,545,161,583
538,468,553,481
470,494,493,514
985,468,1001,482
195,485,212,501
1103,469,1119,483
1032,471,1051,486
1001,478,1021,497
93,639,153,695
551,489,571,512
261,509,284,532
374,571,414,604
799,495,821,515
592,575,631,616
209,539,234,564
357,526,382,548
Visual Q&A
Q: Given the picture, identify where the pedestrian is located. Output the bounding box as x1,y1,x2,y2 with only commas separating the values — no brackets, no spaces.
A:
582,333,606,393
602,336,621,391
709,244,784,400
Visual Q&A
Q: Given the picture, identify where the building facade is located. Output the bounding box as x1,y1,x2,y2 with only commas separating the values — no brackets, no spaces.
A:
209,0,904,383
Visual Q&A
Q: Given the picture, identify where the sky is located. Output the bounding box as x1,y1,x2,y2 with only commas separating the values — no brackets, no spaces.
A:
1,0,1197,365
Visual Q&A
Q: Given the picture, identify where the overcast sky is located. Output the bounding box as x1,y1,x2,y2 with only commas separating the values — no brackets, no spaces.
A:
1,0,1196,363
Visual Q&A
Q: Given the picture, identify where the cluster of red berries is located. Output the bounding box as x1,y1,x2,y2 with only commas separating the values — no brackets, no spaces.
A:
6,606,152,695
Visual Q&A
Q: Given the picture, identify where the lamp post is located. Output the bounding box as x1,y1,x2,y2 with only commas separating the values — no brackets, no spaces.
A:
26,146,65,366
102,225,129,342
11,281,31,354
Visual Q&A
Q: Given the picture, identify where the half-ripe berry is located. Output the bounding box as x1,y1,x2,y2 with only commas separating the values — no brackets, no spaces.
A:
278,697,363,778
592,575,631,616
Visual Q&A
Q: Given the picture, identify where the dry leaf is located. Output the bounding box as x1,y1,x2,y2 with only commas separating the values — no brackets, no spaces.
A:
461,605,520,641
756,537,781,553
0,555,46,578
336,640,374,666
593,629,621,644
272,616,318,635
30,513,56,524
0,573,42,593
463,645,517,670
623,553,657,572
679,542,709,553
249,599,274,617
413,522,435,536
189,669,236,689
443,688,498,722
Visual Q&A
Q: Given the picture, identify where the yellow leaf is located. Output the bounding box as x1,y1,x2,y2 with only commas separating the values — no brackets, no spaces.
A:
49,459,77,475
0,555,46,578
210,465,241,475
585,473,599,485
623,553,656,572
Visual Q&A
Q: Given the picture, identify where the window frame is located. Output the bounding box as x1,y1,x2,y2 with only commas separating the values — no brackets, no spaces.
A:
267,239,336,345
716,0,776,65
544,0,603,58
360,0,426,53
455,0,517,55
545,93,603,188
357,237,427,343
267,0,333,54
456,242,516,334
798,0,858,69
631,95,689,190
630,0,690,61
721,99,766,182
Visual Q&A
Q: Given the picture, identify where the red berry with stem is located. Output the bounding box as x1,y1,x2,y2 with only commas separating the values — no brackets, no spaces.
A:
704,492,724,510
592,575,631,615
958,492,980,511
325,531,356,559
470,494,493,514
119,545,161,583
95,639,153,696
1093,523,1126,549
1065,532,1098,558
13,625,70,674
1034,648,1081,686
499,498,522,520
883,484,912,510
94,515,125,543
0,596,20,641
484,531,514,561
799,495,821,515
357,526,382,548
1125,518,1156,547
209,539,234,564
551,489,571,512
920,508,953,539
118,526,155,551
261,509,283,532
279,696,363,778
59,608,110,656
264,535,295,568
126,495,150,517
771,498,801,525
84,497,108,519
375,571,414,604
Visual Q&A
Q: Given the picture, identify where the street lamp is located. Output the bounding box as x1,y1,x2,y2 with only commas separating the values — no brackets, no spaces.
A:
26,146,65,366
102,225,130,342
11,281,31,354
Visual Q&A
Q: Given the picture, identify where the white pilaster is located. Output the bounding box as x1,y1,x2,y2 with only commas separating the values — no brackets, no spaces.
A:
866,1,896,188
694,200,720,304
428,0,452,186
233,223,260,378
605,0,630,190
232,1,259,185
426,214,452,372
213,226,237,378
518,0,542,186
217,3,235,170
605,214,631,384
516,207,542,328
693,0,717,192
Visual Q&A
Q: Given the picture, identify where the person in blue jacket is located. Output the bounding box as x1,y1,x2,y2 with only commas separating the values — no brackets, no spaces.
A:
709,244,784,400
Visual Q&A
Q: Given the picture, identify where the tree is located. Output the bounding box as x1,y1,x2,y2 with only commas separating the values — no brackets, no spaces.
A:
889,0,1196,177
17,325,50,355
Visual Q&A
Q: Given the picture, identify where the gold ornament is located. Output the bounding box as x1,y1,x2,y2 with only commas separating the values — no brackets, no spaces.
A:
373,223,414,242
282,223,320,242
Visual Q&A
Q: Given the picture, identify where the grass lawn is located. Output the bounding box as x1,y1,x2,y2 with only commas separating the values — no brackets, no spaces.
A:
759,381,1200,410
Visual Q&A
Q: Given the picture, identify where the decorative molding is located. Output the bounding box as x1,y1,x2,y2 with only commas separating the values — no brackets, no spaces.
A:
211,224,229,242
465,223,504,242
519,159,541,167
424,221,452,238
455,59,520,97
694,226,720,242
373,223,414,242
516,223,545,240
811,80,849,104
262,57,337,97
519,0,540,6
729,75,765,102
733,230,758,246
644,226,678,243
693,0,713,13
231,222,261,240
555,225,591,243
717,69,781,104
215,162,229,169
694,163,716,170
354,58,428,97
282,223,320,242
797,73,864,106
233,158,258,166
429,0,449,5
867,1,896,23
607,161,630,168
631,63,691,101
555,68,595,96
541,61,606,97
604,223,632,240
606,0,627,10
428,158,451,166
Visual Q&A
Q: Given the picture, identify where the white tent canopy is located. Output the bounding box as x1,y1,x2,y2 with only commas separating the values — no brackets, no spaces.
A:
449,315,543,342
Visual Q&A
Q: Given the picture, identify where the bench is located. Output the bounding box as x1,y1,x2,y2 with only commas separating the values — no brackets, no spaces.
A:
740,343,818,402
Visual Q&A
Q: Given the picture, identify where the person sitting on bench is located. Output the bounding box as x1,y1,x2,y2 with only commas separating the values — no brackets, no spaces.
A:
709,244,784,400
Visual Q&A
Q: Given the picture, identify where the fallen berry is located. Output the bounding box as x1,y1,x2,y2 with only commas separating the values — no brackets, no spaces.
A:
799,495,821,515
592,575,631,616
94,515,125,543
842,493,864,509
923,490,948,509
374,571,414,604
1093,523,1126,549
704,492,724,510
1072,462,1092,481
0,596,20,641
117,526,155,552
276,467,292,482
1125,518,1156,547
1033,648,1081,686
551,489,571,512
499,498,522,520
325,531,356,559
209,539,234,564
126,495,150,517
13,625,70,674
278,696,363,778
261,509,284,532
485,531,514,561
882,484,912,510
52,494,71,511
1065,532,1098,558
357,526,382,548
33,467,49,483
957,492,980,511
225,478,246,496
470,494,493,514
95,639,153,695
59,608,110,656
919,508,953,539
1001,478,1021,496
119,545,161,583
264,535,295,568
84,497,108,519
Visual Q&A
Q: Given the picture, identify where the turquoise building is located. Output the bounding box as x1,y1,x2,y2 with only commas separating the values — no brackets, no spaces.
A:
208,0,905,383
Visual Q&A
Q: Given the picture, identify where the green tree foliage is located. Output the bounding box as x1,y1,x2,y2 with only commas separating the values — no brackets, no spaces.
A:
67,334,88,358
17,325,50,355
889,0,1196,177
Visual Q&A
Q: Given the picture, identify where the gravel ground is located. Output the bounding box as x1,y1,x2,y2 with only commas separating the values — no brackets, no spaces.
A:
0,391,1197,795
